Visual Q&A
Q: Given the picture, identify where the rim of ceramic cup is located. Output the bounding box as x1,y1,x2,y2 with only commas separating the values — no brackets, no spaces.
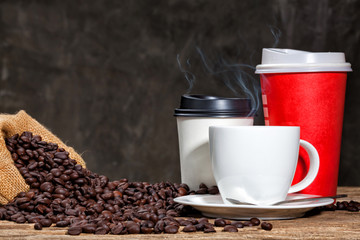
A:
209,126,300,129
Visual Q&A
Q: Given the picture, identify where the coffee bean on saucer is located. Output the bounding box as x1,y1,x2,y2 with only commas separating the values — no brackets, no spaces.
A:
261,222,273,231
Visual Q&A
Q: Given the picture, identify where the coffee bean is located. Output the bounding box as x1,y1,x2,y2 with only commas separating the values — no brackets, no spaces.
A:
34,222,42,230
54,152,68,160
214,218,226,227
154,220,165,234
126,222,140,234
11,153,18,161
40,182,54,193
20,135,30,143
40,218,52,227
195,223,205,231
101,192,114,200
261,222,273,231
204,226,216,233
198,217,209,223
250,217,260,226
27,162,38,170
182,224,196,232
60,174,70,181
243,221,254,227
177,219,191,226
56,220,70,227
231,221,244,228
223,225,238,232
25,177,37,185
336,202,346,210
15,197,30,206
164,225,179,234
68,226,82,235
20,155,30,161
195,188,207,194
26,149,34,158
111,223,124,235
140,226,153,234
208,186,219,194
82,224,97,233
177,187,187,196
15,216,26,223
16,148,26,156
347,206,359,212
187,218,198,225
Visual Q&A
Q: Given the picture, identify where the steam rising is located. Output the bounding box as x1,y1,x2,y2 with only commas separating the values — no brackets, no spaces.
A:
176,54,195,94
269,25,282,48
196,48,260,116
177,48,261,117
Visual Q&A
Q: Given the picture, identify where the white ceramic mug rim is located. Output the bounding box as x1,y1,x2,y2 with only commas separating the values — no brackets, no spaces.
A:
210,126,300,130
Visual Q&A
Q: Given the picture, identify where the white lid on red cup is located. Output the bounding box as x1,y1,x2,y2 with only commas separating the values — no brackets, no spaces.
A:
255,48,352,74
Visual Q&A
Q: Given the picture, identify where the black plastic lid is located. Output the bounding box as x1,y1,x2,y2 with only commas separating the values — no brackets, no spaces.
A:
174,94,252,117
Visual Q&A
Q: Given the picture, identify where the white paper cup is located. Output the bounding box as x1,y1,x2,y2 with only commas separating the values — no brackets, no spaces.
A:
174,95,254,190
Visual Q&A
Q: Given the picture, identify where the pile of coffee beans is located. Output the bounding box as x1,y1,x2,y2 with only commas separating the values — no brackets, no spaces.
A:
1,132,272,235
321,201,360,212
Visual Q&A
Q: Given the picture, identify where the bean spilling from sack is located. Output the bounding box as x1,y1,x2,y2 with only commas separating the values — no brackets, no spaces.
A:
1,131,273,235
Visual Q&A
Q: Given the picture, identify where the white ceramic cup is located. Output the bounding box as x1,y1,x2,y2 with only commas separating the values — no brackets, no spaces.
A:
209,126,320,205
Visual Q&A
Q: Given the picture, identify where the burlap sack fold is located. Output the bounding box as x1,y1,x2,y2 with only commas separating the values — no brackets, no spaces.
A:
0,110,86,204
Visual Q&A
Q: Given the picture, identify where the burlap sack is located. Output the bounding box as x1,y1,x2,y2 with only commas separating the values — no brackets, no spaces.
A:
0,110,86,204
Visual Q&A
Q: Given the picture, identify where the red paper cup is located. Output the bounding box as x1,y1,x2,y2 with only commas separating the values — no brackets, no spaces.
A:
256,49,352,196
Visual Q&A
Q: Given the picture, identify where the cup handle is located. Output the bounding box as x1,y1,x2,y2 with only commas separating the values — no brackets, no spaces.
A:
288,140,320,193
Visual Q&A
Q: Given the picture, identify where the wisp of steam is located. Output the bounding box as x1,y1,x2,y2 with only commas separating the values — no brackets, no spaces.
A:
196,48,260,117
177,27,282,117
268,25,282,48
177,48,261,117
176,54,195,94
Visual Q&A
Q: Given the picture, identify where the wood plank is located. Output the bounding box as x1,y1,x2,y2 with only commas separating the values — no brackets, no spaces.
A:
0,186,359,239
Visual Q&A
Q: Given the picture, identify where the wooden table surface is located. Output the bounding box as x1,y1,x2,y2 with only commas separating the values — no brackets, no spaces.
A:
0,186,359,240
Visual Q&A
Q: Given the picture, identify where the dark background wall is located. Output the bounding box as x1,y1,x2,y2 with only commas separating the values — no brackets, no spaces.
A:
0,0,359,186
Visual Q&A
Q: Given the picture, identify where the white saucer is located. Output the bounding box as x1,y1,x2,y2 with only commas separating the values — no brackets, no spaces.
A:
174,194,335,220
